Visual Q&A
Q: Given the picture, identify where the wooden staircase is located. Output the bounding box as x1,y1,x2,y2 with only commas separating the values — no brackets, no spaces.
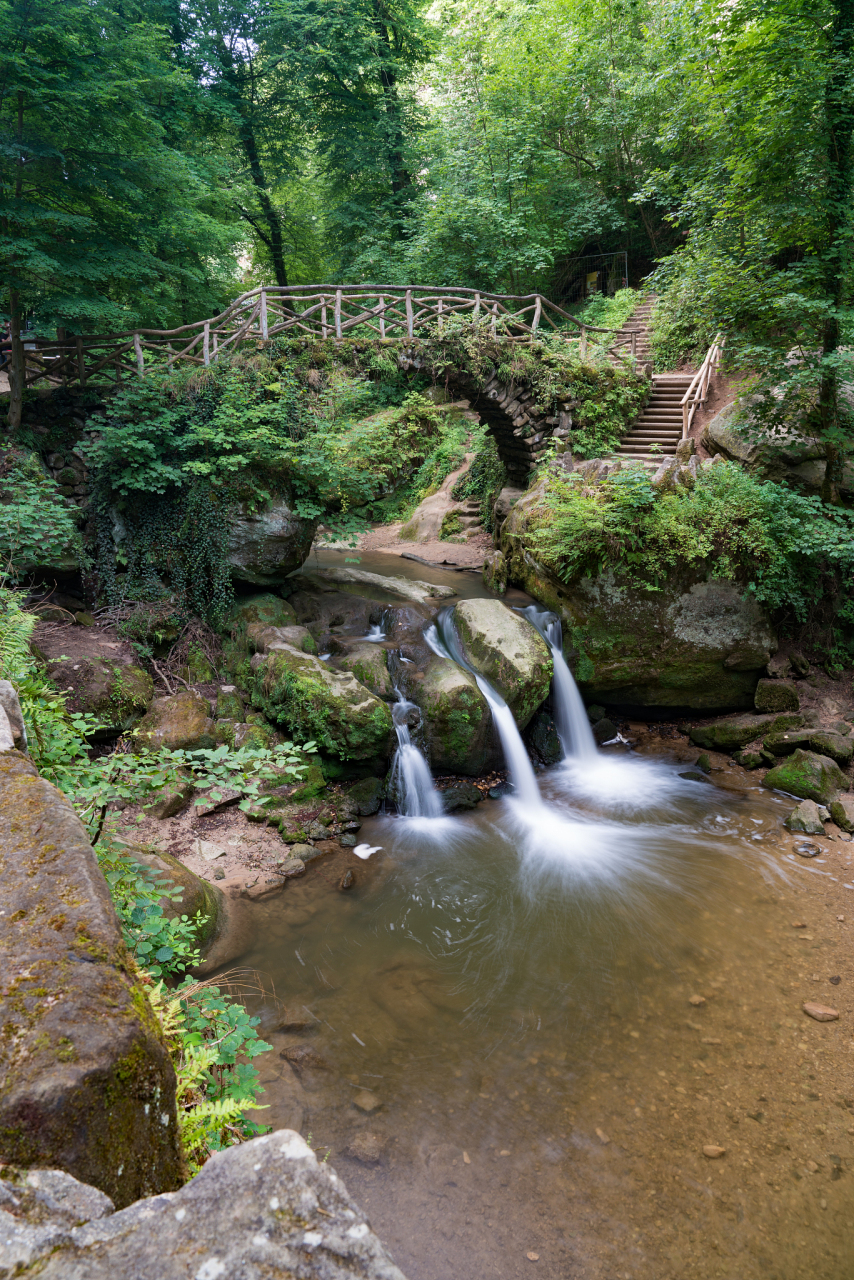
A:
620,294,656,363
615,374,694,461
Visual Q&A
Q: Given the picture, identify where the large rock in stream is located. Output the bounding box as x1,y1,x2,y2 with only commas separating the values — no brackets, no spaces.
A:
0,752,182,1207
229,494,318,587
1,1130,408,1279
453,599,552,729
762,749,850,804
500,472,777,712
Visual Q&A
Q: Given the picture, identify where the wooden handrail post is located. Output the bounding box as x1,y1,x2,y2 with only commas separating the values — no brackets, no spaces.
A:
379,295,386,340
406,289,414,339
490,302,497,336
260,289,269,340
682,402,689,440
473,291,481,321
580,326,587,360
213,332,219,359
335,289,343,340
76,336,86,386
532,295,542,334
631,330,637,359
437,297,443,335
133,333,144,376
321,296,328,340
203,322,210,366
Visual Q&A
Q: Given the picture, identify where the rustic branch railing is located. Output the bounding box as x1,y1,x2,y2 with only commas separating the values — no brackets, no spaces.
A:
15,285,644,390
681,334,725,439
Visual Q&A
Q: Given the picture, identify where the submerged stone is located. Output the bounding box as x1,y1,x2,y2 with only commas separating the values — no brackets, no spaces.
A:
763,749,849,804
689,712,801,752
441,782,482,812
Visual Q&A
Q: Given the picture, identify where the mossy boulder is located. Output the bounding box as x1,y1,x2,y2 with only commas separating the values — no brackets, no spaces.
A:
808,732,854,767
0,752,183,1206
754,678,799,713
131,691,216,752
331,643,393,701
733,748,764,769
689,712,802,752
288,760,327,803
763,749,849,803
346,776,385,816
114,843,224,949
143,769,195,818
216,687,245,720
829,795,854,832
226,593,297,629
45,657,153,739
500,473,777,712
251,644,394,761
762,728,814,756
408,654,499,775
247,621,318,656
482,550,507,595
453,598,552,729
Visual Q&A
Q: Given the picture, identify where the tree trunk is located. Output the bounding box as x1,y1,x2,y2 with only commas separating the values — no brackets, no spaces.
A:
819,0,854,502
240,119,289,289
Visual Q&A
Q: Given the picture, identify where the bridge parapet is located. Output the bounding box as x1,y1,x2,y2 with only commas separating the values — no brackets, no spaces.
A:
12,285,642,392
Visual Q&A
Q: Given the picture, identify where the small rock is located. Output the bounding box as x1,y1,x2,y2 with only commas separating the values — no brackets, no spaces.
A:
695,753,712,774
703,1145,726,1159
803,1002,839,1022
345,1132,385,1165
338,869,356,891
586,704,606,723
74,611,96,627
353,1090,382,1114
755,678,799,713
795,843,820,858
194,787,242,818
784,799,825,835
340,832,358,847
213,870,225,880
306,821,330,840
193,838,228,861
595,1127,610,1145
526,1253,540,1262
790,650,810,677
592,718,618,744
488,783,513,799
767,654,793,680
733,750,764,770
288,842,322,862
244,874,287,901
679,770,710,783
689,995,706,1007
829,795,854,833
442,782,482,812
829,975,841,986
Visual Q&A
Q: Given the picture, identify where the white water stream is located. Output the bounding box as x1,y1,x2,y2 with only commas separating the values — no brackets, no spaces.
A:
519,604,597,759
389,691,445,819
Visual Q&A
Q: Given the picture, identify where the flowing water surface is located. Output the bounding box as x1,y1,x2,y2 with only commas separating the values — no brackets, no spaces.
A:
225,749,854,1280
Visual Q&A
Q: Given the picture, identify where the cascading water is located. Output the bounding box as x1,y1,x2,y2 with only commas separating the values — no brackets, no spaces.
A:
426,609,542,808
363,624,386,642
389,690,444,819
520,605,597,760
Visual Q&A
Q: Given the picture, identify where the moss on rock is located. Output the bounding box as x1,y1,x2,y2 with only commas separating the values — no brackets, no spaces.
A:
453,599,551,729
45,657,153,739
762,749,849,804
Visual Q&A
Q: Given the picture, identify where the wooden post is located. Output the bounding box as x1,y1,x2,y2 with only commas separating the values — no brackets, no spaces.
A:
335,288,343,340
379,295,386,339
260,289,269,340
532,296,542,334
437,297,443,335
76,335,86,386
133,333,144,376
321,297,328,340
682,401,689,440
473,292,481,322
580,327,587,360
203,322,210,366
406,289,414,339
213,332,218,359
490,302,498,336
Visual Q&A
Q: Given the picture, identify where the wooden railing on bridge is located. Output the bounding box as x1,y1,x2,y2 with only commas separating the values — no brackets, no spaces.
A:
13,285,645,390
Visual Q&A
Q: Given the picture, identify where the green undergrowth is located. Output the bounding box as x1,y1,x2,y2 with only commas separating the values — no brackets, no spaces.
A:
520,461,854,666
451,427,506,531
571,288,642,335
0,448,82,578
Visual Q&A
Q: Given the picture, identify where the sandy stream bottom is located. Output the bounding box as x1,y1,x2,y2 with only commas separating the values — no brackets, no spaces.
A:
203,742,854,1280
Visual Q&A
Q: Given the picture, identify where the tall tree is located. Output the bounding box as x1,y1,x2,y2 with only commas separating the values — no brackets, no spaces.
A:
0,0,241,425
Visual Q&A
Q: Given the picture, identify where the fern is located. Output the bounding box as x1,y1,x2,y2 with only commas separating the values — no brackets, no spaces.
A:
0,586,37,683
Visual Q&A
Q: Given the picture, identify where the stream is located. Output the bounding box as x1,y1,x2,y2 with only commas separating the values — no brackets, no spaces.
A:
220,552,854,1280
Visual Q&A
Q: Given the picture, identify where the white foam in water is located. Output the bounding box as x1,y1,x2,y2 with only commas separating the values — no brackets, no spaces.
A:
363,625,386,642
554,752,701,817
353,843,383,860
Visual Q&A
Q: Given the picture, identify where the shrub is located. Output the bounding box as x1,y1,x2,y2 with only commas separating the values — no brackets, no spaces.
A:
0,449,81,577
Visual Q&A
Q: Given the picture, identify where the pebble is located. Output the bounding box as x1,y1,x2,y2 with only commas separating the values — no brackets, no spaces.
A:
796,843,821,858
829,975,841,986
463,1151,471,1164
276,858,306,878
703,1145,726,1159
688,995,706,1007
193,838,228,861
353,1090,382,1113
345,1132,384,1164
595,1128,610,1145
837,915,846,922
526,1252,540,1261
803,1002,839,1022
338,870,355,891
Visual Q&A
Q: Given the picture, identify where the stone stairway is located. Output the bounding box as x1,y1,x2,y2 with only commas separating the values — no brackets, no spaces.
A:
614,373,695,461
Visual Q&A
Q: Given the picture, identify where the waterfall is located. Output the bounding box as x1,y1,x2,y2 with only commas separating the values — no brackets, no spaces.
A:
427,609,542,808
389,691,444,819
520,605,597,760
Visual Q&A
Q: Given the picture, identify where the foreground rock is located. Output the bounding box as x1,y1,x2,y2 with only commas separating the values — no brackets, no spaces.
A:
453,598,552,728
3,1131,408,1279
500,472,777,711
763,749,849,804
784,799,825,834
252,644,394,763
688,712,801,752
402,653,499,775
114,843,225,949
229,493,318,587
0,752,182,1207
